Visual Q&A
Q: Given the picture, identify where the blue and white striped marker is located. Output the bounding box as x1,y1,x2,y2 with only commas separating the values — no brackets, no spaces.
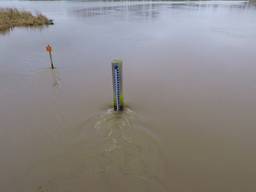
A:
112,59,124,111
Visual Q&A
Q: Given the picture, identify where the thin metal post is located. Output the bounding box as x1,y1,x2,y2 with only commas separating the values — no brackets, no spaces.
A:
46,44,55,69
49,52,54,69
112,59,124,111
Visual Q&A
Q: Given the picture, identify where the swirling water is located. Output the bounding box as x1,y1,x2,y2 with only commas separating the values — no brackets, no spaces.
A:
23,108,168,192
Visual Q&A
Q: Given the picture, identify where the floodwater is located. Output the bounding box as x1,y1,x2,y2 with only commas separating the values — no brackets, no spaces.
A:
1,1,256,191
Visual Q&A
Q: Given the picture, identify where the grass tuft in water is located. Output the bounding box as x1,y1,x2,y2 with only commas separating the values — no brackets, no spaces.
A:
0,8,52,32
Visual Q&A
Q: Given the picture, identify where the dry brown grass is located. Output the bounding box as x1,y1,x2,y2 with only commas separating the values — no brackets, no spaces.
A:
0,8,51,32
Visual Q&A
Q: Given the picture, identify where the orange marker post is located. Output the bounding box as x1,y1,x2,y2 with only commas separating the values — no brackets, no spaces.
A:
46,44,55,69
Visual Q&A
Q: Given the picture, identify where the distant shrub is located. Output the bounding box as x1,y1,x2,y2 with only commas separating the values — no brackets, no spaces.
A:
0,8,51,32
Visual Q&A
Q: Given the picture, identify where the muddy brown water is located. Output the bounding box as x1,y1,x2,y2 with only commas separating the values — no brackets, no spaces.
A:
1,1,256,192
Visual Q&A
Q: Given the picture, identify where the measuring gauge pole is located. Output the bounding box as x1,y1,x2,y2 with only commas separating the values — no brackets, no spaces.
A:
112,59,124,111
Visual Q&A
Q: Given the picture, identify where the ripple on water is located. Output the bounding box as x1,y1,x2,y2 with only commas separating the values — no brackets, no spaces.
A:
26,108,169,192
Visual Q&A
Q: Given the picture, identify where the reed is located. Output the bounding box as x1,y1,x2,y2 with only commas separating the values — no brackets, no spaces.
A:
0,8,51,32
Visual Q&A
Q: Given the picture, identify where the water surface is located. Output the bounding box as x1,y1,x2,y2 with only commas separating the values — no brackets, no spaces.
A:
1,1,256,192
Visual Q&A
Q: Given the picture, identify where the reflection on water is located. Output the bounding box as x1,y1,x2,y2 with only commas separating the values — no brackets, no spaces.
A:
167,1,250,9
0,25,49,35
73,3,160,19
72,1,252,20
50,69,61,88
0,27,12,35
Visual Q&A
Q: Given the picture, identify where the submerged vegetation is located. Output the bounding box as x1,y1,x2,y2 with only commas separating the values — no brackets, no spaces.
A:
0,8,53,32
